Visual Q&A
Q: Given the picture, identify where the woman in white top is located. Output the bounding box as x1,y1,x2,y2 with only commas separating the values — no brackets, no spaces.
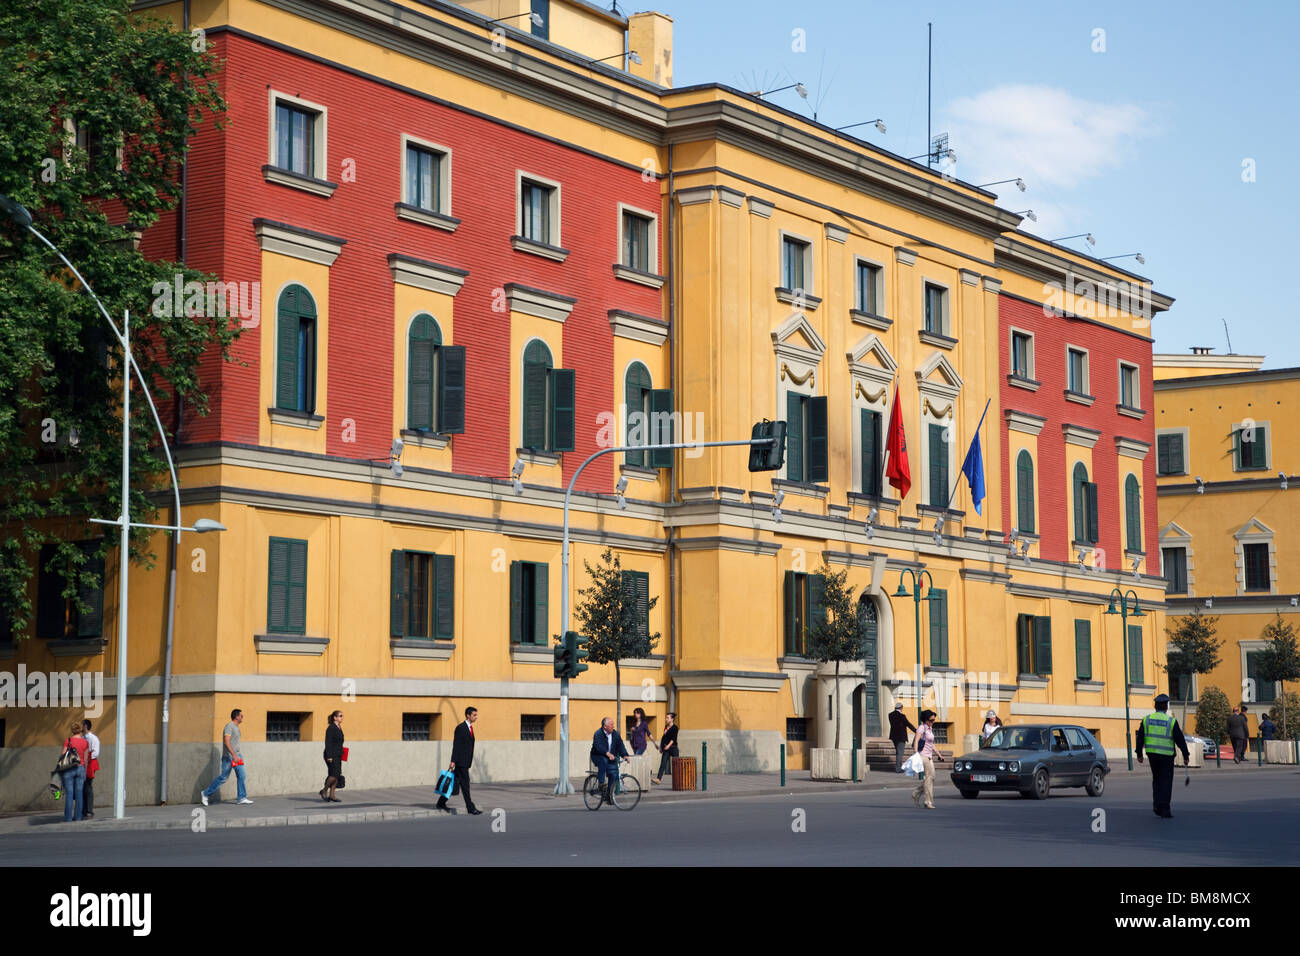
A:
982,710,1003,743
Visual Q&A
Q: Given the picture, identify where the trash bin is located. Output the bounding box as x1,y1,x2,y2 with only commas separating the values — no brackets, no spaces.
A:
672,756,697,791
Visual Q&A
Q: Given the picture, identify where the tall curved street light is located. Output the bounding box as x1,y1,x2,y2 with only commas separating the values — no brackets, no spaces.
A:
2,194,225,818
894,568,935,727
1105,587,1145,771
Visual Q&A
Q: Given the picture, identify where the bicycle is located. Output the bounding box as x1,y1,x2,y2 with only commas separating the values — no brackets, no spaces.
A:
582,756,642,810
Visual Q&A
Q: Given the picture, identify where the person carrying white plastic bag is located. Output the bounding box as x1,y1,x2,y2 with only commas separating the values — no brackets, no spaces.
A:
902,752,925,776
911,709,943,809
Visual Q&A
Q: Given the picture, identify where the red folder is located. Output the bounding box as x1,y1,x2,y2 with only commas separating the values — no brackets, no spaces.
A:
342,747,349,762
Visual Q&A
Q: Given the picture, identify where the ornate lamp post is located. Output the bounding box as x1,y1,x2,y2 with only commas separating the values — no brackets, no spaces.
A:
895,569,935,726
1105,587,1145,771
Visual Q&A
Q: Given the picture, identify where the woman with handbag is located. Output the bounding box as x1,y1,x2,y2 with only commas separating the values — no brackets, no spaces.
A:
321,710,344,802
57,721,90,822
911,710,943,810
653,712,679,784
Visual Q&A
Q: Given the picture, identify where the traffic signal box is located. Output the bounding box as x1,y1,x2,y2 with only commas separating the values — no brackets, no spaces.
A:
748,420,787,472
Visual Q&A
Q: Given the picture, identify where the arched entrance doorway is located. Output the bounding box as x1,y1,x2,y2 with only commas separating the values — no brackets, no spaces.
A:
858,596,882,737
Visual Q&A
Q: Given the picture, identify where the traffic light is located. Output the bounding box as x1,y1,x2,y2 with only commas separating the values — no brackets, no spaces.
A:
748,419,787,472
553,640,570,679
565,630,589,678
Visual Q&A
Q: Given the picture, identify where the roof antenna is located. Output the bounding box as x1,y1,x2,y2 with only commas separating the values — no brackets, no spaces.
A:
1222,317,1234,355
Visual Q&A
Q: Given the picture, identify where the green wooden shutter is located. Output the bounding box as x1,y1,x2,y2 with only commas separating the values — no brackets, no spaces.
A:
276,291,301,410
549,369,576,452
1032,616,1052,676
928,588,948,666
1073,470,1086,543
810,574,827,631
75,544,104,638
929,423,948,507
621,571,637,633
805,396,828,483
785,392,804,482
1016,451,1035,533
1074,620,1091,680
437,345,466,435
268,538,289,633
1168,433,1183,474
1086,482,1099,544
287,540,307,634
509,561,522,644
408,319,435,430
625,364,651,467
1156,435,1172,475
433,554,454,640
522,362,549,448
861,409,881,497
634,571,650,639
1128,625,1143,684
1016,614,1032,674
783,571,796,654
390,550,407,637
532,561,549,644
1125,476,1141,551
648,389,673,469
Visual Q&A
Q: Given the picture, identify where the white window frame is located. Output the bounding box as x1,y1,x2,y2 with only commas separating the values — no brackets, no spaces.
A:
1232,418,1272,472
400,134,452,215
1240,640,1279,705
1234,518,1275,595
1065,345,1090,396
515,170,562,247
616,203,658,274
268,89,328,180
853,256,885,317
779,230,815,296
1154,427,1190,477
847,334,897,495
1118,360,1141,410
1159,522,1195,596
914,353,962,510
922,279,950,336
62,117,123,172
1008,327,1035,380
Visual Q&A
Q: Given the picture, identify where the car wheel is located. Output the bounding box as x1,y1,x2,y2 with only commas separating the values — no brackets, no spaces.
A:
958,788,979,799
1085,766,1105,797
1031,767,1050,800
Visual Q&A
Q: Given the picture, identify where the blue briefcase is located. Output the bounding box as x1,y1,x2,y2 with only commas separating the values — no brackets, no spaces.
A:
434,769,455,798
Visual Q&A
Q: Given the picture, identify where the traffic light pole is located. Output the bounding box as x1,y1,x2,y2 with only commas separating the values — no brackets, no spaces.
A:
553,436,776,795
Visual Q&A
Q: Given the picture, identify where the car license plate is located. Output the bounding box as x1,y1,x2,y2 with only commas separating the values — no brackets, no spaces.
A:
971,774,996,783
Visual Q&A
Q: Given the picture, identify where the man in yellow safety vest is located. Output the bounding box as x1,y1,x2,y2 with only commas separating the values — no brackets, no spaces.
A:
1135,693,1191,818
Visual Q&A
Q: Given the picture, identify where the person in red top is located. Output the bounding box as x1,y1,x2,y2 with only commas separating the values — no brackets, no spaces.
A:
59,721,90,822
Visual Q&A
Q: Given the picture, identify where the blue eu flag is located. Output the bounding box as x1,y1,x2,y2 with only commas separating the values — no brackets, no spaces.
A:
961,430,985,515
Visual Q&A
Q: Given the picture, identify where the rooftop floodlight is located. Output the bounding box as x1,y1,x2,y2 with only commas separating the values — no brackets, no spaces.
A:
978,178,1026,192
1015,210,1037,222
837,119,887,134
1101,253,1145,265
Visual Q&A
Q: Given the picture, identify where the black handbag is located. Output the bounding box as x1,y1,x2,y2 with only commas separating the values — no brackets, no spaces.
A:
335,774,345,790
55,740,81,773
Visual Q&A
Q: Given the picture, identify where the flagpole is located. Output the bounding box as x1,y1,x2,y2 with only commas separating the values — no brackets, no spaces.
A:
944,397,991,511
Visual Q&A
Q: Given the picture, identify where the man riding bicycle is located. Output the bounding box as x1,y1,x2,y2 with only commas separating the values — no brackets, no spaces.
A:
590,717,630,805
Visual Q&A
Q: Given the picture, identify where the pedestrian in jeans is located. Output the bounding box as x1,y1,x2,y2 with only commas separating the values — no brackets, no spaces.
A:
888,703,916,772
81,719,101,818
59,721,90,822
200,708,253,806
911,710,943,810
654,712,679,784
629,707,652,756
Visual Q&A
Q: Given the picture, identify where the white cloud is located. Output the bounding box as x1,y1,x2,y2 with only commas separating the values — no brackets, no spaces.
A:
942,84,1149,191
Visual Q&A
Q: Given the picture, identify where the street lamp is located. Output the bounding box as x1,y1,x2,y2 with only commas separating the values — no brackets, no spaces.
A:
1105,587,1145,771
755,82,808,100
894,568,935,727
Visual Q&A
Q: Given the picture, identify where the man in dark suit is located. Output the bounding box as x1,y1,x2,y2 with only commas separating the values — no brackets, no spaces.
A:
438,706,481,815
590,717,629,804
887,703,917,773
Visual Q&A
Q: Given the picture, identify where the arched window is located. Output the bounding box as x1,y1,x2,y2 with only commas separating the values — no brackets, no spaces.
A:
1073,462,1097,545
1125,474,1142,552
276,284,317,413
521,340,576,452
1016,450,1035,534
625,362,652,466
407,314,442,431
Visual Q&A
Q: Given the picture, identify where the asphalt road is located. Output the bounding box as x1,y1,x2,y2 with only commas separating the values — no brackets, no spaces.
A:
3,769,1295,867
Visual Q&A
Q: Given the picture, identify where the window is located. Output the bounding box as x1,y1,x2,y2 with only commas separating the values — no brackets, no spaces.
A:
1243,543,1270,591
1067,348,1088,394
1162,547,1188,594
530,0,549,38
860,408,882,496
621,211,652,272
928,422,950,507
1119,363,1139,408
267,538,308,635
783,571,826,656
1156,432,1186,476
1074,620,1092,681
1125,475,1142,552
1072,463,1098,544
1065,727,1091,751
520,178,556,245
621,571,651,640
1011,331,1033,379
390,550,454,639
510,561,549,645
407,315,465,434
521,341,575,452
521,715,548,741
402,714,432,741
1235,422,1268,470
923,283,947,334
1015,450,1035,534
65,117,120,174
928,588,948,666
35,541,104,640
404,143,445,213
1169,673,1195,703
1016,614,1051,676
0,602,11,645
1127,625,1143,684
856,261,881,315
1245,651,1277,703
624,363,672,469
786,718,808,741
782,236,810,293
785,393,828,483
933,723,951,744
275,285,317,413
267,712,302,742
274,101,318,177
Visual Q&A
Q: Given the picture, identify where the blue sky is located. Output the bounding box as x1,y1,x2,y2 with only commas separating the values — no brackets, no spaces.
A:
670,0,1300,366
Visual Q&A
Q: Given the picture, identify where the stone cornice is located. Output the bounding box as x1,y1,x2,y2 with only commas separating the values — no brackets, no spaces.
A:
253,218,346,266
608,309,669,346
1114,436,1151,460
504,283,577,323
387,253,468,296
1062,423,1101,448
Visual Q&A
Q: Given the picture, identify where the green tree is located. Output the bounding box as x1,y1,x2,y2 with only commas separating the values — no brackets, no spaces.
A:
571,548,660,734
805,564,864,750
1163,609,1222,728
0,0,230,636
1266,691,1300,742
1255,614,1300,736
1194,686,1231,745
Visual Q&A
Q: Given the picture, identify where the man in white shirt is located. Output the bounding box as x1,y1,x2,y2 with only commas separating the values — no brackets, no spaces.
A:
80,719,101,819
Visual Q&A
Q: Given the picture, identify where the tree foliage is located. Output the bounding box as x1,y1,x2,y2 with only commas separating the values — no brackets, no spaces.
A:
1164,609,1221,725
805,564,863,749
0,0,230,637
1255,614,1300,735
1266,691,1300,742
1194,686,1231,745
